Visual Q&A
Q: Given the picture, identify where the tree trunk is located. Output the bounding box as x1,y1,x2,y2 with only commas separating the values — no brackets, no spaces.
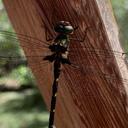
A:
3,0,128,127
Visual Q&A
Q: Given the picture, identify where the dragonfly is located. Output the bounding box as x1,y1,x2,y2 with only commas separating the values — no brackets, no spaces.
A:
0,21,128,128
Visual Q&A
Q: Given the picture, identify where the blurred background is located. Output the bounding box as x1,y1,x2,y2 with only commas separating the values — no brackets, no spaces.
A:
0,0,49,128
0,0,128,128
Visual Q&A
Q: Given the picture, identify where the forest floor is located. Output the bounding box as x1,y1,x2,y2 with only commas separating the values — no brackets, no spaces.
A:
0,89,49,128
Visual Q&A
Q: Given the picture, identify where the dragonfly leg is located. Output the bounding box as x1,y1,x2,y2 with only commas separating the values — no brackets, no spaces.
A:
74,26,79,31
70,26,92,42
45,26,55,42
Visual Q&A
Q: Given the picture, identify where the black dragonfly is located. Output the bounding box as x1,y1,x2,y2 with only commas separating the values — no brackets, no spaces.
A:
0,21,128,128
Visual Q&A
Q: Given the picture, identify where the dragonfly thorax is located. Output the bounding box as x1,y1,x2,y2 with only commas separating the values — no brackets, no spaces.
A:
45,41,70,64
49,44,67,53
49,33,70,53
55,34,69,47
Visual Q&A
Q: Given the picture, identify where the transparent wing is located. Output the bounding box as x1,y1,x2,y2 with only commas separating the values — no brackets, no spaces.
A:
62,48,128,98
62,39,128,95
61,65,127,99
0,30,53,74
0,30,50,50
0,30,128,81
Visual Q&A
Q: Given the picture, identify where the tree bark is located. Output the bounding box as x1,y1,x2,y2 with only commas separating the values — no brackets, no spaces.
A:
3,0,128,127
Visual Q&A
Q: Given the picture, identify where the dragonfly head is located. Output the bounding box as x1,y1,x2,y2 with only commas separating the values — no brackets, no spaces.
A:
54,21,74,34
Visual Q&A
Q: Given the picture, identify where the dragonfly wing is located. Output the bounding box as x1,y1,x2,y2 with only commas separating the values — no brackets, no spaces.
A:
63,41,128,94
0,30,54,55
0,30,52,58
61,64,126,100
0,30,55,73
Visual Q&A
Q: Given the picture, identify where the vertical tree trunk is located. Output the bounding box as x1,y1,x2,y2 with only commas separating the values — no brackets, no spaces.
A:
3,0,128,127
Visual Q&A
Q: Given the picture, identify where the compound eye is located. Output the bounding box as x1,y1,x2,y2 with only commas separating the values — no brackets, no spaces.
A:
65,26,73,30
59,25,64,28
65,21,70,24
61,21,65,23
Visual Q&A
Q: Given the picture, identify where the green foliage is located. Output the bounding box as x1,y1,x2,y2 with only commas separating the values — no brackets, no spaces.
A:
0,0,12,30
0,91,49,128
0,2,49,127
0,1,37,87
111,0,128,50
0,66,37,86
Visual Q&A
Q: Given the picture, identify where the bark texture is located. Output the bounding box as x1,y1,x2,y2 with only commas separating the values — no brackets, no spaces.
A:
3,0,128,127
